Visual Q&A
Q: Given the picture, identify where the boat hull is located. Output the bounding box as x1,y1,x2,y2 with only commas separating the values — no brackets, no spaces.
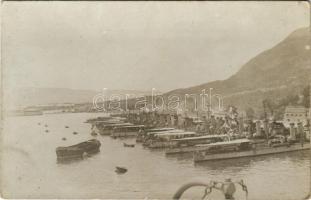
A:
111,131,138,138
56,139,101,162
99,129,112,135
166,146,207,154
148,141,178,148
166,139,267,155
193,143,310,162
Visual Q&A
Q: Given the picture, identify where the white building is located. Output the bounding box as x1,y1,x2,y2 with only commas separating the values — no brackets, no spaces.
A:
283,106,309,127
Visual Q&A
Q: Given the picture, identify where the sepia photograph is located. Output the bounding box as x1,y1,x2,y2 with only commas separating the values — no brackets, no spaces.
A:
1,1,311,200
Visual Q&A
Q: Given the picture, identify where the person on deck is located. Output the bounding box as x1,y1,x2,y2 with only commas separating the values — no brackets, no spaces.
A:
298,122,305,147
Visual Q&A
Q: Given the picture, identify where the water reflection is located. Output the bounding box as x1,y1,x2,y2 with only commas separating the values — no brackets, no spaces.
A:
194,156,252,172
195,151,310,172
165,152,194,161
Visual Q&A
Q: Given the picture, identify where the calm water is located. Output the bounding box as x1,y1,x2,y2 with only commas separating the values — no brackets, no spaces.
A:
1,113,310,199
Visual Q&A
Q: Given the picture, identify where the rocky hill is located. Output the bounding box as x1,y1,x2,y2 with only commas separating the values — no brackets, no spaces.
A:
165,27,311,114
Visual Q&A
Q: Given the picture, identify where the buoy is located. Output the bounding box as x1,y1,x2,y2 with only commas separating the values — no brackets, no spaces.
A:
62,137,66,141
65,126,69,128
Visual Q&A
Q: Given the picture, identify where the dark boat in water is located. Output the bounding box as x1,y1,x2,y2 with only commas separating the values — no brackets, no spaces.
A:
115,166,127,174
123,143,135,148
56,139,101,162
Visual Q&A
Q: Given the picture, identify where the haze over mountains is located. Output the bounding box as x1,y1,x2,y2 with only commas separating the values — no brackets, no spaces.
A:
8,88,152,109
8,27,310,112
165,27,311,112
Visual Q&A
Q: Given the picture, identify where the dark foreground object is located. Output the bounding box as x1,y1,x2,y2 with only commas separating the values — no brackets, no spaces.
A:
173,179,248,200
56,139,101,162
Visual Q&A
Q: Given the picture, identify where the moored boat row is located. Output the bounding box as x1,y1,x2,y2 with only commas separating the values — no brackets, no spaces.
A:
88,116,147,137
83,113,310,164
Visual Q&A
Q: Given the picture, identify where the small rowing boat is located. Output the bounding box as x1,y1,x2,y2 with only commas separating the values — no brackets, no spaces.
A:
115,166,127,174
123,143,135,148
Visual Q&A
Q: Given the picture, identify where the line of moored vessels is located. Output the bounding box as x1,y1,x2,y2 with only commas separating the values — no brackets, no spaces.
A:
83,115,310,163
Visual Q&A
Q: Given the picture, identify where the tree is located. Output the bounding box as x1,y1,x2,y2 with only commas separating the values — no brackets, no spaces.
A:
302,85,310,108
262,99,275,118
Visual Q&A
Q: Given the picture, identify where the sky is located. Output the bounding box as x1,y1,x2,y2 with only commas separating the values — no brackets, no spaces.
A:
2,1,310,92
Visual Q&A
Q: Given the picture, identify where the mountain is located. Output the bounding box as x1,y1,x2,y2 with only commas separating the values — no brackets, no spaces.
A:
7,27,310,113
164,27,311,114
6,87,152,109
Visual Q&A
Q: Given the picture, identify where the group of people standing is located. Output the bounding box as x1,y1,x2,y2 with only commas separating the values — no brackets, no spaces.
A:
125,111,242,135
